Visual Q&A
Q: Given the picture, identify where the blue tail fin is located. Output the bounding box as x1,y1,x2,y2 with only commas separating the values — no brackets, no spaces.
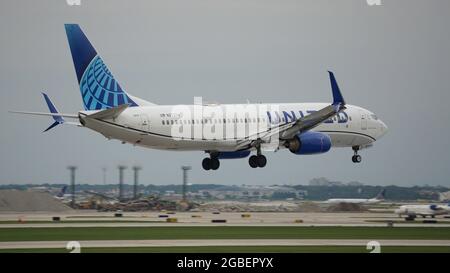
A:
57,185,68,198
42,93,64,132
375,188,386,200
64,24,138,111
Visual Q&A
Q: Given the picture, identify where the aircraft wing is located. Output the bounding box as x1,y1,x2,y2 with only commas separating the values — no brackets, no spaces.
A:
86,103,129,120
9,111,78,119
279,103,345,140
236,71,346,149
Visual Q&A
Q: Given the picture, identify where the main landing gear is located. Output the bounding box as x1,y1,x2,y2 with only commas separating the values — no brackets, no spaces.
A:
202,156,220,171
248,154,267,168
202,142,268,170
352,146,362,163
249,143,267,168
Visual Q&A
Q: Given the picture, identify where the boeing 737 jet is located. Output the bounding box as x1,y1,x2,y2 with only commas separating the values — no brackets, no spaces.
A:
12,24,388,170
326,189,386,205
395,203,450,220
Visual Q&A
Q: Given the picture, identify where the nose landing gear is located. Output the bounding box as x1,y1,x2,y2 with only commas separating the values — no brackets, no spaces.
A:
352,146,362,163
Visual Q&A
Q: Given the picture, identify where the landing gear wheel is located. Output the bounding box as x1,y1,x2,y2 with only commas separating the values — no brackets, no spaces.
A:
249,140,267,168
257,155,267,168
210,158,220,170
202,157,220,170
352,155,362,163
202,158,211,170
249,155,258,168
351,146,362,163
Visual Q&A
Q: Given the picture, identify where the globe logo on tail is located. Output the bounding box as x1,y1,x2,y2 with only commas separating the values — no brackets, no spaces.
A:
80,55,137,110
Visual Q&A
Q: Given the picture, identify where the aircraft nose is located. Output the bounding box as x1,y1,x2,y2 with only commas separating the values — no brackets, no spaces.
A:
380,120,388,131
378,120,388,138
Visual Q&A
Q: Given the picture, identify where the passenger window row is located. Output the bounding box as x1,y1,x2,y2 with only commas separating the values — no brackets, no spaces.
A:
161,118,267,125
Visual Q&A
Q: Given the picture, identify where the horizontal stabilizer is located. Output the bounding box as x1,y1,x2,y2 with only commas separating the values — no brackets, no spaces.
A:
9,93,79,132
86,103,129,120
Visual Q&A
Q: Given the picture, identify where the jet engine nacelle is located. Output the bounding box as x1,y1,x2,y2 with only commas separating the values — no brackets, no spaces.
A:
285,131,332,155
430,204,440,211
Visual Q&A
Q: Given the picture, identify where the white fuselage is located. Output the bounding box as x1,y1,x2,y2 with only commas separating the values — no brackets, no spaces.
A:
79,103,388,153
395,205,450,218
326,198,382,205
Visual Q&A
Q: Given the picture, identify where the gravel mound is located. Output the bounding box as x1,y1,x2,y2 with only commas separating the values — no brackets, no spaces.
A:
326,202,367,212
0,190,73,212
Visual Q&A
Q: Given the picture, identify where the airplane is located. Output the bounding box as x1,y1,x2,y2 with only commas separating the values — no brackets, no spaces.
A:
54,185,80,202
30,185,72,199
55,185,68,199
325,189,386,204
395,203,450,220
11,24,388,171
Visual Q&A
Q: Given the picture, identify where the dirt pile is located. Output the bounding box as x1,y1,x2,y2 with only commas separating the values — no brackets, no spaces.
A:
326,202,367,212
0,190,73,212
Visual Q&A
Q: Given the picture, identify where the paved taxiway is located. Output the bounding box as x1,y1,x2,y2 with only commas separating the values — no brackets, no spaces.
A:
0,211,449,228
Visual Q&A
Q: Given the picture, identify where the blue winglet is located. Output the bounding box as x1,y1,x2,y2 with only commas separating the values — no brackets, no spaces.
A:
328,71,346,106
43,121,61,132
42,93,64,132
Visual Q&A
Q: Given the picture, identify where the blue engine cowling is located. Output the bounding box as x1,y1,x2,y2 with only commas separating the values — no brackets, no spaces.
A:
217,150,251,159
286,131,332,155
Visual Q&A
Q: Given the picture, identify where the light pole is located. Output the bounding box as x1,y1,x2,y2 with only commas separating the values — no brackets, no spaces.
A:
132,166,141,200
181,166,191,202
67,166,77,208
118,165,127,201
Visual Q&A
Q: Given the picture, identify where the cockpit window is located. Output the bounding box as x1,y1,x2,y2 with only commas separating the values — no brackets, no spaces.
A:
371,114,378,120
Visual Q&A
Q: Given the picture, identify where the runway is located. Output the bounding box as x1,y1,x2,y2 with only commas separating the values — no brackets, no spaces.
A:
2,223,450,228
1,239,450,250
1,211,449,252
1,211,449,228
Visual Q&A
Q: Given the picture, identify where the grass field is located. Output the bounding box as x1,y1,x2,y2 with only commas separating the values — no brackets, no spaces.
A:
1,226,450,242
1,246,449,253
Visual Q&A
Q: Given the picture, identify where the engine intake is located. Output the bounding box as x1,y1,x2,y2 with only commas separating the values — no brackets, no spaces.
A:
286,131,331,155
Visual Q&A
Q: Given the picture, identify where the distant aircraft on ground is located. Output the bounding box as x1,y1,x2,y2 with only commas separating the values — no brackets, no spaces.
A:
395,203,450,219
325,189,386,204
54,185,76,201
11,24,388,170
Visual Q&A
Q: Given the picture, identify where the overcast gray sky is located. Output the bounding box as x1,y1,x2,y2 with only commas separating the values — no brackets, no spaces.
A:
1,0,449,186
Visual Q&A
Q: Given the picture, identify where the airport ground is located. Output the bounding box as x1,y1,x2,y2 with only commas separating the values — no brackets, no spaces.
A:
1,246,450,253
1,211,450,227
0,211,449,253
